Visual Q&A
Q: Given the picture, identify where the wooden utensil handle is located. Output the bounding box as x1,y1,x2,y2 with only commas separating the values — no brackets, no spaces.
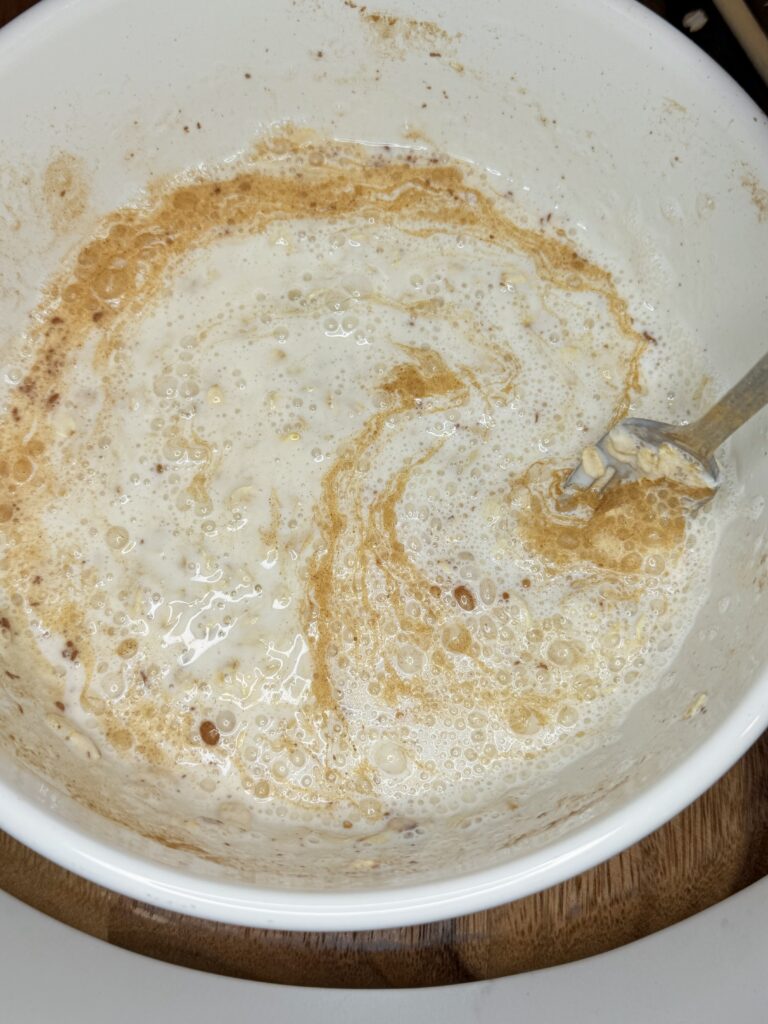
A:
676,350,768,456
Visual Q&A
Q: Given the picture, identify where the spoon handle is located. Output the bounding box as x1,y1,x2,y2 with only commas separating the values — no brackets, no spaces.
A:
674,350,768,457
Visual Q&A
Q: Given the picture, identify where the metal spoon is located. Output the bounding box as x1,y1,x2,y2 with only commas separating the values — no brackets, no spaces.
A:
566,350,768,498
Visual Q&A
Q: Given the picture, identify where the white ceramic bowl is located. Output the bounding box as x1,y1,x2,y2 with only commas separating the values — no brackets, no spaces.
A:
0,0,767,931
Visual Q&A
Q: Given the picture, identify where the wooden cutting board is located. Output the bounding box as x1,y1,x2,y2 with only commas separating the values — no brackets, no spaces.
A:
3,0,768,991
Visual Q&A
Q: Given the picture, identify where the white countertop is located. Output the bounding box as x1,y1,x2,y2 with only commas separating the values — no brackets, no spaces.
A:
1,874,766,1022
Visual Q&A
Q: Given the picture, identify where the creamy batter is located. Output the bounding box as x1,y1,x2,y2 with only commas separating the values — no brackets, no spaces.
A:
0,132,733,837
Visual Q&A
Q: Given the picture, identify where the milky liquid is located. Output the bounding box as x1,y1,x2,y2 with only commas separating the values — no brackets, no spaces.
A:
0,135,736,836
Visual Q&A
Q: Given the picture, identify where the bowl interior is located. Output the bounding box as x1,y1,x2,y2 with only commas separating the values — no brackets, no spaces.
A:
0,0,767,928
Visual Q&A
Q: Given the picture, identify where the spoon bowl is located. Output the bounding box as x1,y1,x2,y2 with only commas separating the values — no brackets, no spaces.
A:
567,349,768,501
566,417,721,496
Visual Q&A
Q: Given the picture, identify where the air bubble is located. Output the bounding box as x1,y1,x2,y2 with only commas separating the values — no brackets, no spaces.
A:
217,710,238,734
547,639,578,668
395,644,424,675
106,526,130,551
153,375,177,398
102,675,127,700
372,740,408,775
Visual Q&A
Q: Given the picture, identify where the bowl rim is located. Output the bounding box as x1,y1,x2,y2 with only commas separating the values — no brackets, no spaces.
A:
1,0,767,931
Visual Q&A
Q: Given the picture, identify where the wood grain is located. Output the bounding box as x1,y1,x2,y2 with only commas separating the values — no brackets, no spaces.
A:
2,0,768,991
0,0,28,26
3,728,768,988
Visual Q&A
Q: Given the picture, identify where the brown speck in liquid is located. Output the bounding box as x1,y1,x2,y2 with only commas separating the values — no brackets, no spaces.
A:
116,638,138,659
200,720,220,746
453,585,476,611
55,700,65,711
521,578,531,589
61,639,79,661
